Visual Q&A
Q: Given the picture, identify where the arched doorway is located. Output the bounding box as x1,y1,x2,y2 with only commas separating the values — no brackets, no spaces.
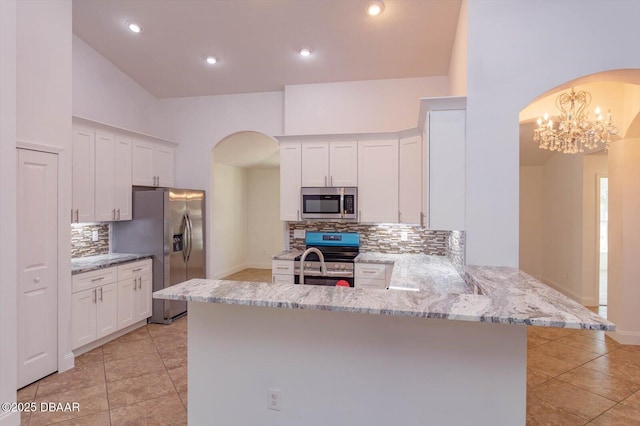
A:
518,70,640,344
210,131,283,281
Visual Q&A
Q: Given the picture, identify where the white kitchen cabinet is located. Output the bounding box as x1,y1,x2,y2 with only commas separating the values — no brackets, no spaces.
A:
71,279,118,350
132,140,175,187
357,139,399,223
272,260,295,284
92,131,132,222
280,142,302,221
72,260,152,350
427,108,466,230
72,127,96,223
354,263,391,289
117,259,152,330
399,135,423,225
301,141,357,187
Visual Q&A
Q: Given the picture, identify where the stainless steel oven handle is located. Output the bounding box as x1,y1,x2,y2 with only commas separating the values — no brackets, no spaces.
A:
340,192,344,219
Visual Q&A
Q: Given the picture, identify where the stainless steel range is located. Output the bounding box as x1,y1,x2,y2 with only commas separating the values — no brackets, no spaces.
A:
294,232,359,287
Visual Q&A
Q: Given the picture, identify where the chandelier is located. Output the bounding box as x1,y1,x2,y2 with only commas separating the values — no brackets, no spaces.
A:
533,88,618,154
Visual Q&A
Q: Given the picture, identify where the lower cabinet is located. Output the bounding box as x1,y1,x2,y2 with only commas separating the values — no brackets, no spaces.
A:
71,282,118,350
272,260,295,284
354,263,392,290
71,259,152,350
116,260,152,330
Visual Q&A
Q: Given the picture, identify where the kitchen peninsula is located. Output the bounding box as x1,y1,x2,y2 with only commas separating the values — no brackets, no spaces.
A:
154,255,613,426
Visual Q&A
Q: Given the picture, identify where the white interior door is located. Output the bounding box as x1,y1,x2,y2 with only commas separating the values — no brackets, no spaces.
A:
17,149,58,388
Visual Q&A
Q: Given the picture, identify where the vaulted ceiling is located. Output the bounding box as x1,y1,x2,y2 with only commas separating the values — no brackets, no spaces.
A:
72,0,462,98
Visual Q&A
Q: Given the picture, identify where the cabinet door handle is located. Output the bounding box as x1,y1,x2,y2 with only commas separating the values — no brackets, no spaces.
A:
324,176,327,187
138,277,142,290
133,278,137,291
99,287,103,302
117,208,120,220
112,209,116,220
92,288,97,304
71,208,74,222
420,211,425,228
75,209,79,222
297,209,300,221
399,211,402,222
330,175,333,186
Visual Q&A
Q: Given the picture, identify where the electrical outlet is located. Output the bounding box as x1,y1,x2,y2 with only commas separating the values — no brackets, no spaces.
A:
294,229,306,239
400,232,408,241
92,229,99,242
268,388,281,411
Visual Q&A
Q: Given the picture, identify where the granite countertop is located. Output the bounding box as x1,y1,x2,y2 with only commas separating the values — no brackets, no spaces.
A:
272,249,302,261
155,252,614,331
71,253,153,275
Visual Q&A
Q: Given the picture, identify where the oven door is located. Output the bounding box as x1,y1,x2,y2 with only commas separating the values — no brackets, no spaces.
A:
295,275,354,287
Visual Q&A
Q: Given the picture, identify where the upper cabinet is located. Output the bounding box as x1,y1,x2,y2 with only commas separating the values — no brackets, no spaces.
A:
399,135,423,225
94,132,132,222
301,141,357,187
280,141,302,221
72,118,177,223
74,127,133,223
72,127,96,223
358,139,399,223
132,140,175,187
424,100,466,231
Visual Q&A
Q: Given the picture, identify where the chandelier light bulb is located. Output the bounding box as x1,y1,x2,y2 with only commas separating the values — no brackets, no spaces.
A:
537,117,542,126
205,55,217,65
127,22,143,33
299,47,312,57
367,1,385,16
543,112,549,121
595,106,601,115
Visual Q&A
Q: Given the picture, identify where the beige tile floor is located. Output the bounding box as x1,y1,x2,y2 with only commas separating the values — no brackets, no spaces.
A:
17,271,640,425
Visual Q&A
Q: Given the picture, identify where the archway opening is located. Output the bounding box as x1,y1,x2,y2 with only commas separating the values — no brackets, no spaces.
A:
210,131,283,281
518,70,640,326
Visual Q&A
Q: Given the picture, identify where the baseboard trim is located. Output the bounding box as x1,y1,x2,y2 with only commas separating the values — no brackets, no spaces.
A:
214,264,248,279
58,351,75,373
607,329,640,345
72,320,148,357
245,263,272,270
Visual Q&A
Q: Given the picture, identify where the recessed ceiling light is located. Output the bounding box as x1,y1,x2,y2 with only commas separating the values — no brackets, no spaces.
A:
299,47,312,57
127,21,143,33
205,55,218,65
367,1,385,16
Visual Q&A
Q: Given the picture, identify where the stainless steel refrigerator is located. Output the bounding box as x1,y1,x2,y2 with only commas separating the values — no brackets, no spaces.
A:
112,188,205,324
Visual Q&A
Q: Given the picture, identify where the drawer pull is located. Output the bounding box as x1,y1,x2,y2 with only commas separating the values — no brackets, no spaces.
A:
276,266,289,270
132,268,143,272
91,277,105,282
362,270,378,274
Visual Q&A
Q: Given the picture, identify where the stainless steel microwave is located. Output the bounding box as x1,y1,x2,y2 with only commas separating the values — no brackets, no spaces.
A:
300,187,357,221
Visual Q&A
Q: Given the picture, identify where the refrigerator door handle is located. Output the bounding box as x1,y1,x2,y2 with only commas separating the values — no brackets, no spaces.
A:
185,212,194,262
181,213,189,262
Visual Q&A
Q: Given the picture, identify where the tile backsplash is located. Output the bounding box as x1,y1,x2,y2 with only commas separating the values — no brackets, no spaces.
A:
288,222,454,256
71,224,110,258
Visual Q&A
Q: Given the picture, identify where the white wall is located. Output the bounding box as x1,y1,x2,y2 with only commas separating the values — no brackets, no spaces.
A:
448,0,467,96
284,76,449,135
211,162,248,278
16,0,74,376
466,0,640,267
519,166,543,280
608,136,640,344
247,168,283,269
581,153,608,307
190,302,526,425
73,35,163,137
0,1,18,424
541,153,583,300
